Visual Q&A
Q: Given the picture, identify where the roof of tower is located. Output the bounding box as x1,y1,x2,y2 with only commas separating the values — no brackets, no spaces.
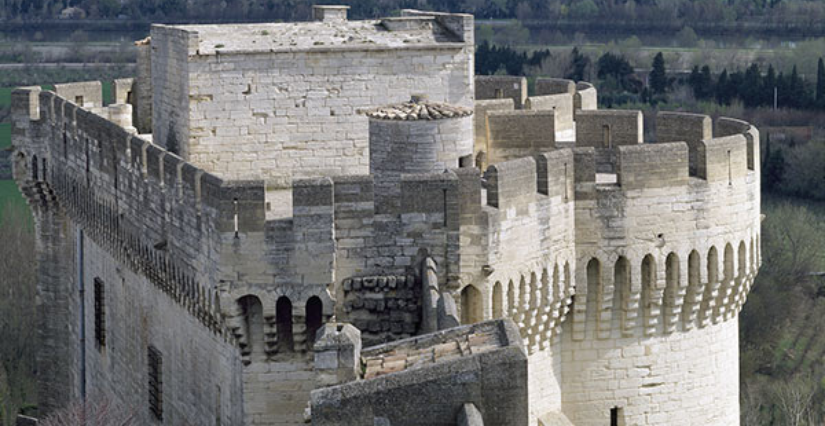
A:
165,16,464,55
364,97,473,121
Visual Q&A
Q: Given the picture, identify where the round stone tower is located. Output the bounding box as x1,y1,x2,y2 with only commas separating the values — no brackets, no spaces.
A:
366,96,473,213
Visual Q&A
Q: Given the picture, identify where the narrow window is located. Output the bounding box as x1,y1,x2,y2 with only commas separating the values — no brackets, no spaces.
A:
276,297,294,353
494,88,504,99
611,407,624,426
233,198,239,238
94,278,106,349
31,156,38,180
126,91,134,105
63,124,68,158
148,345,163,421
305,296,323,347
85,139,90,175
75,95,84,106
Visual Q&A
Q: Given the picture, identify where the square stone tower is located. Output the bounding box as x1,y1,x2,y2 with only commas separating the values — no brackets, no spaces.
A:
149,7,474,186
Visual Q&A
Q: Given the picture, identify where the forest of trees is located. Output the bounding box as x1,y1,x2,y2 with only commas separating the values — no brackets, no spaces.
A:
3,0,825,27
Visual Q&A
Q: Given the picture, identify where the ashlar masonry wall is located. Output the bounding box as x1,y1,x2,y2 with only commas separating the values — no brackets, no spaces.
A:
151,11,474,185
560,115,760,425
82,239,244,425
13,86,251,423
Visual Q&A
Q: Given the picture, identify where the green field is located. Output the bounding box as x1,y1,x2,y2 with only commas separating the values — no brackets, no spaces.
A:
0,86,11,108
0,123,10,150
0,179,27,218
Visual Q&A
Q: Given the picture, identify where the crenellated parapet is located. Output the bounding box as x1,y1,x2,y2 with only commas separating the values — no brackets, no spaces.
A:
11,86,277,343
439,109,761,355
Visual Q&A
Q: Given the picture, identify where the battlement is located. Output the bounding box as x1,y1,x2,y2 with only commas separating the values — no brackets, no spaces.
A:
14,84,760,323
10,86,277,340
480,113,755,205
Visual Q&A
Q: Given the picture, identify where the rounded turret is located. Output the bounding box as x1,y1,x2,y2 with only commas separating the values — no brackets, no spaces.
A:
366,96,473,213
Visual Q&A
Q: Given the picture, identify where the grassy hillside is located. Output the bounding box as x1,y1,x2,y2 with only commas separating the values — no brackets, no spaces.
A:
0,123,9,150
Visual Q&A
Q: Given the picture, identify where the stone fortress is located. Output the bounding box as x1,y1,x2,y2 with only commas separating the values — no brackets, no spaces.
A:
11,5,761,426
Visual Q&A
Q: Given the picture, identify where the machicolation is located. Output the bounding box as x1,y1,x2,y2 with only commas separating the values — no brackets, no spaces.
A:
12,5,760,426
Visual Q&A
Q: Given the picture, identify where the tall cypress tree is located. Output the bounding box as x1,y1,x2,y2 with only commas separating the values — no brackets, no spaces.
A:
650,52,667,95
817,58,825,107
689,65,701,99
716,69,731,105
699,65,713,100
764,65,777,107
742,63,762,108
789,65,805,108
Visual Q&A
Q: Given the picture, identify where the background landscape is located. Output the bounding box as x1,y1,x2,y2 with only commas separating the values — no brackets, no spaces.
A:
1,1,825,424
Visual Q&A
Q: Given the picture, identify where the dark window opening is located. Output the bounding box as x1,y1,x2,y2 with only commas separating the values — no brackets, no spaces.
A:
148,346,163,421
611,406,624,426
31,156,38,180
85,139,90,175
63,124,69,158
75,95,84,106
305,296,323,347
126,91,134,105
276,297,294,352
494,88,504,99
94,278,106,349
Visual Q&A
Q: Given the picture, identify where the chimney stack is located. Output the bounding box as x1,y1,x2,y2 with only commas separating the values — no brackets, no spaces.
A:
312,5,349,23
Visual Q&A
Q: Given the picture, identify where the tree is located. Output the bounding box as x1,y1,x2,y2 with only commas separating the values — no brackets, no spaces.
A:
650,52,667,94
763,65,777,108
741,63,762,107
716,69,733,105
699,65,713,100
773,378,821,426
787,65,810,109
688,65,713,100
817,58,825,107
566,47,589,81
676,26,699,47
762,135,785,192
39,398,136,426
0,204,36,426
569,0,598,18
